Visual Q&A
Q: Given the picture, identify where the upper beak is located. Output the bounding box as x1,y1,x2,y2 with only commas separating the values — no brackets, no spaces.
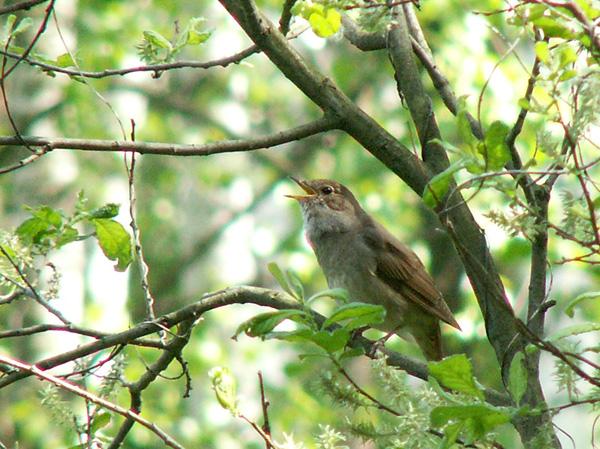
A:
285,176,316,201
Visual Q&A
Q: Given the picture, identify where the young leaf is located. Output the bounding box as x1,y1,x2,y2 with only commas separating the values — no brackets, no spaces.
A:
422,160,464,208
90,412,111,434
322,302,385,331
508,351,528,405
309,8,341,38
286,269,305,301
268,262,293,297
564,291,600,317
428,354,484,399
547,322,600,341
233,309,309,339
142,30,172,49
307,328,351,353
307,288,349,305
89,203,120,219
92,218,132,272
208,367,239,416
430,404,511,440
481,121,511,170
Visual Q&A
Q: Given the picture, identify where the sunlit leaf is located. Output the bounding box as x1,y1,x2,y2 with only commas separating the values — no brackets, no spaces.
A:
92,218,132,271
428,354,484,399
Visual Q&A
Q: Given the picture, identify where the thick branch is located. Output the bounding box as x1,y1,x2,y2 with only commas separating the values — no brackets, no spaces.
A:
218,0,430,194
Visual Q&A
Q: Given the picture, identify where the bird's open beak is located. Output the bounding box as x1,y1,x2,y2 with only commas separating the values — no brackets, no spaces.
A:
285,176,316,201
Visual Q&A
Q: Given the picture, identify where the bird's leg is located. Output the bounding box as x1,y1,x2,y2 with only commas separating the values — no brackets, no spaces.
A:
367,326,402,358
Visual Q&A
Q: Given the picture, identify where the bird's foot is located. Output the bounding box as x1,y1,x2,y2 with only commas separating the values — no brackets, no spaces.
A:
367,330,396,358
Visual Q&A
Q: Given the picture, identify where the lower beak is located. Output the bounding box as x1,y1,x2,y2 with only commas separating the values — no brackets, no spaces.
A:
285,177,316,201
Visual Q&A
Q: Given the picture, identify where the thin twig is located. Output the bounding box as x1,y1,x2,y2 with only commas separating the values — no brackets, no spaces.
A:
0,354,185,449
257,371,273,449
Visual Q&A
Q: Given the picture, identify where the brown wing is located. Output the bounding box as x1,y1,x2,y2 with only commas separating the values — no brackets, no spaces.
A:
369,222,461,330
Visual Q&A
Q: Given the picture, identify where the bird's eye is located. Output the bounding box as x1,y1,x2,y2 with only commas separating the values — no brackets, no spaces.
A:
321,186,334,195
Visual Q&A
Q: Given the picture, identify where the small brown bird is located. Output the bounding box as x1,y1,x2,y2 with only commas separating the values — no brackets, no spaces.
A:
286,177,460,360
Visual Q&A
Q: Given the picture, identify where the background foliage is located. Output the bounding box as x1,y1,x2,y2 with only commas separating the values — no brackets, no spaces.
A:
0,0,599,448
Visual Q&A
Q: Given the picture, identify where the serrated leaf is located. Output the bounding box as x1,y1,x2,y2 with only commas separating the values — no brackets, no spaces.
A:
482,121,511,170
323,302,385,331
564,291,600,317
428,354,484,399
307,288,349,304
92,219,132,271
233,309,309,338
548,322,600,341
16,217,51,243
508,351,527,404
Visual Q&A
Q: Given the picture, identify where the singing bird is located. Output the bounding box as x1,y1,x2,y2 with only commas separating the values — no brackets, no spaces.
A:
287,177,460,360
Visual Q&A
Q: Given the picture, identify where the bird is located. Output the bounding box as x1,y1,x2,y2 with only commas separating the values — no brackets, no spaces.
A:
286,177,460,360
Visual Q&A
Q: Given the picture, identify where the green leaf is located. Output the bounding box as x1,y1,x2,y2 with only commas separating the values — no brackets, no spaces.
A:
430,404,511,441
534,41,550,64
428,354,484,399
309,8,341,38
306,288,349,304
548,322,600,341
339,346,365,361
89,203,120,219
518,97,531,110
439,421,463,449
16,217,51,244
532,17,575,39
307,328,351,352
268,261,291,292
508,351,528,405
558,45,577,68
143,30,172,49
32,206,63,227
234,309,309,339
323,302,385,331
208,367,238,415
564,291,600,317
92,218,132,271
481,121,511,170
54,53,75,68
90,412,111,433
457,97,476,145
286,269,305,301
422,160,464,208
56,226,79,247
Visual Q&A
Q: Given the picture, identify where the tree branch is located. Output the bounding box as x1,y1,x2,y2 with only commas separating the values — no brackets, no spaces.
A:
0,115,340,155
